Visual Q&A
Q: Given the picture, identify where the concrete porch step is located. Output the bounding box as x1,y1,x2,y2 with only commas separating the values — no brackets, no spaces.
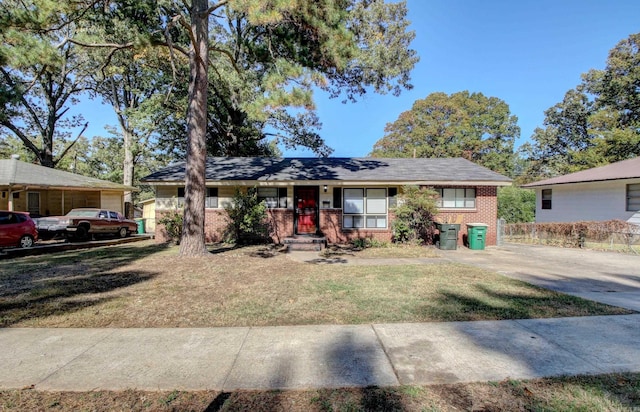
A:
284,235,327,252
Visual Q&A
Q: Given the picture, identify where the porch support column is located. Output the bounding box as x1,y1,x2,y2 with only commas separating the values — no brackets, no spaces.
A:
7,187,13,211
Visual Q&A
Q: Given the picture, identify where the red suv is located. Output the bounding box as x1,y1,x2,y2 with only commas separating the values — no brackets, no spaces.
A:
0,211,38,248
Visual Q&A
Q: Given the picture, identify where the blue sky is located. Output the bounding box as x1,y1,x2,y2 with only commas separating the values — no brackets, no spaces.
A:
78,0,640,158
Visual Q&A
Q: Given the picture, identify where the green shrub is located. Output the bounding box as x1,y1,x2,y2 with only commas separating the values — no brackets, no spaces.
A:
391,185,439,244
157,208,183,245
351,238,389,249
224,187,271,244
498,186,536,223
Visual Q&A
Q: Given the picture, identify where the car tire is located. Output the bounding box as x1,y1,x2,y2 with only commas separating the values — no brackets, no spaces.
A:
75,226,89,242
19,235,34,248
118,227,128,238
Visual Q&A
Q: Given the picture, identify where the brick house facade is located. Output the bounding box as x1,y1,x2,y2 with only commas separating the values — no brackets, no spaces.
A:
144,157,510,246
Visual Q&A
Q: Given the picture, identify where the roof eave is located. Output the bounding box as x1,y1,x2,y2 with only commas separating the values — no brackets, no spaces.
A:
143,179,511,186
1,183,138,192
523,176,640,188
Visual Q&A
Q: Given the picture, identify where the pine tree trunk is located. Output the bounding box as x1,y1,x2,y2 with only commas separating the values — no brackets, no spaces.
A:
122,126,134,219
179,0,210,256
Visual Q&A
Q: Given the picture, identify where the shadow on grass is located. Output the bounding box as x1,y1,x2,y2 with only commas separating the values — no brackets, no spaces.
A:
414,283,632,322
0,243,167,327
208,243,282,259
204,387,407,412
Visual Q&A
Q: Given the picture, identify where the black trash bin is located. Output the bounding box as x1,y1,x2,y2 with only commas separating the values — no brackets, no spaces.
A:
435,223,460,250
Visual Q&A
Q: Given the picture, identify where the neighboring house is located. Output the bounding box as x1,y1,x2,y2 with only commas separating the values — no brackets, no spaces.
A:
0,156,137,216
139,197,156,233
523,157,640,225
142,157,511,246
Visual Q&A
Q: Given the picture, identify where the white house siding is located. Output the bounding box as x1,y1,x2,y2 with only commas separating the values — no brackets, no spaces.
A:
535,179,640,223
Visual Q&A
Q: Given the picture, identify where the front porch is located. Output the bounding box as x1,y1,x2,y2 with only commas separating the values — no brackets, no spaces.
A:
283,235,327,251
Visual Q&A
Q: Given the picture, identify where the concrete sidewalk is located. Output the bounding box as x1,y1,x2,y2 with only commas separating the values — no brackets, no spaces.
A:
2,314,639,391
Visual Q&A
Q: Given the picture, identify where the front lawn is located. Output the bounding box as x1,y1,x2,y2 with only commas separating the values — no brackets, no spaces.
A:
0,241,630,328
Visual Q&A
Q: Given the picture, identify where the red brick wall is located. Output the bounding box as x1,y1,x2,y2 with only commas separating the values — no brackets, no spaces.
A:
267,209,294,244
155,209,230,243
436,186,498,246
155,185,498,246
319,209,395,244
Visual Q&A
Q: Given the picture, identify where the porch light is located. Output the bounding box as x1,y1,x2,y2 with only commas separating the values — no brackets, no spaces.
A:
323,185,328,192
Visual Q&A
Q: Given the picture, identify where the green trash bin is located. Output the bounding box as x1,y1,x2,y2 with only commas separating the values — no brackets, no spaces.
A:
135,218,145,234
435,223,460,250
467,223,488,250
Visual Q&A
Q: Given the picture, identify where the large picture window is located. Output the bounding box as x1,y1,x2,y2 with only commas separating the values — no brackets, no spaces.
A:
436,188,476,208
258,187,287,208
343,188,387,229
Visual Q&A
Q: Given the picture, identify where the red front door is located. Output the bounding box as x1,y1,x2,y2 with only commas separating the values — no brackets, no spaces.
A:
295,187,319,234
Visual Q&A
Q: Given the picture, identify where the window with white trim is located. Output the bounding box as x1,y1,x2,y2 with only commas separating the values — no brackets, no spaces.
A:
436,188,476,208
627,184,640,212
343,188,387,229
257,187,287,208
177,187,218,208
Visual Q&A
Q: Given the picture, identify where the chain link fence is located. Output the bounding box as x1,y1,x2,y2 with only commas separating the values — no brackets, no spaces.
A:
500,220,640,254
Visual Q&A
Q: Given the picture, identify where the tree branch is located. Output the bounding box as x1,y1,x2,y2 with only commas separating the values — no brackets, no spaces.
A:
0,119,41,158
67,38,135,50
209,46,241,73
55,122,89,165
0,68,47,136
205,0,229,16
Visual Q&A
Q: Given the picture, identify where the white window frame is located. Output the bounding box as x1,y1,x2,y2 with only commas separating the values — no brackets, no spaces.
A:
342,188,388,229
436,188,476,209
257,187,287,209
177,187,218,208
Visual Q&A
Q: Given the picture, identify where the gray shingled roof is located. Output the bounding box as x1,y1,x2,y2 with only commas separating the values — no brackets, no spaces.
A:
523,157,640,188
142,157,512,184
0,158,137,191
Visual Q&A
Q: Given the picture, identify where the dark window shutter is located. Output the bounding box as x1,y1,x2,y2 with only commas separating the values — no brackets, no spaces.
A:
278,187,287,208
333,187,342,209
388,187,398,208
177,187,185,197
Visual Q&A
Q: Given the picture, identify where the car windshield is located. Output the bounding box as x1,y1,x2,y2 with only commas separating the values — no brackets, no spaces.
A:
66,210,99,217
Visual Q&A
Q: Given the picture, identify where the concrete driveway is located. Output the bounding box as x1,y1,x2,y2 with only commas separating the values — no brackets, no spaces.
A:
442,243,640,312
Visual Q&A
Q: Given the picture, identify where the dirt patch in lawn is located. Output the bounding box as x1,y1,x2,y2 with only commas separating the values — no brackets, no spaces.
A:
2,373,639,411
0,241,630,328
